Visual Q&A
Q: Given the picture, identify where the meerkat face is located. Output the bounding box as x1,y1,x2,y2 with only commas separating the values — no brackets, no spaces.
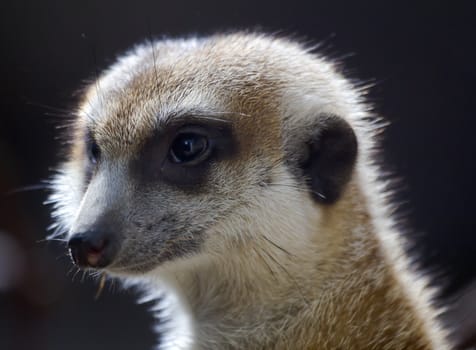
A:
49,34,358,276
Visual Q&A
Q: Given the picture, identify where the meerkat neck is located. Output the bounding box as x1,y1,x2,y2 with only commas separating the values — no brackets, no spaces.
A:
159,190,436,349
152,185,387,348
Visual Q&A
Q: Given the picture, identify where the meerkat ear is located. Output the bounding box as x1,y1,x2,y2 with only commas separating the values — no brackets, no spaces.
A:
300,115,358,204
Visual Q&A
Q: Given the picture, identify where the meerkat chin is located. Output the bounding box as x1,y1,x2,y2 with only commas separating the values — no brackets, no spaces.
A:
48,33,452,349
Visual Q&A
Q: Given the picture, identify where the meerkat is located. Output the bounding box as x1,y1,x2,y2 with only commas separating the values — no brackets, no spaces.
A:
47,33,452,349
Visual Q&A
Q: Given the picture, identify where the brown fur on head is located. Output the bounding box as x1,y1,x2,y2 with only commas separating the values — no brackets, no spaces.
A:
49,33,451,349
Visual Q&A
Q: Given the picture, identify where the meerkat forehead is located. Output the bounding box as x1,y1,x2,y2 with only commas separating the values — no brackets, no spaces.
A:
76,34,347,160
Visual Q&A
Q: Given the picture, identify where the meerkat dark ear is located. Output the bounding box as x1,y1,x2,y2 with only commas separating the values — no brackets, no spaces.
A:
300,115,358,204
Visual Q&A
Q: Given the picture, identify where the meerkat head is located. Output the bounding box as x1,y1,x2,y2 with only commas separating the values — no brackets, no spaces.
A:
49,34,358,278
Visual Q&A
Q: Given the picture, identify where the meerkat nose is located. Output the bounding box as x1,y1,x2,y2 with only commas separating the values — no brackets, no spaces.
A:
67,230,118,269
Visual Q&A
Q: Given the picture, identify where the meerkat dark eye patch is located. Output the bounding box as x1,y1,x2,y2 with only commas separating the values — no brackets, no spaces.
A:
300,115,358,204
133,118,236,189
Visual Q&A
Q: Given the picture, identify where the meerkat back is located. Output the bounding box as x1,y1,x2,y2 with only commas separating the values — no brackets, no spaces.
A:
48,33,451,349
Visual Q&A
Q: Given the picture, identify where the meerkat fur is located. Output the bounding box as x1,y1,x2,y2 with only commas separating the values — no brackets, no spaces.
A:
48,33,451,349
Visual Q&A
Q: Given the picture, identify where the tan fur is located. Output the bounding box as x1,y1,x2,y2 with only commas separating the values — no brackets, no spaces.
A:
49,33,451,349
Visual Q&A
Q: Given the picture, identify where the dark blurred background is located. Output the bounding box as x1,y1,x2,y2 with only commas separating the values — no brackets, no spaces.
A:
1,1,475,349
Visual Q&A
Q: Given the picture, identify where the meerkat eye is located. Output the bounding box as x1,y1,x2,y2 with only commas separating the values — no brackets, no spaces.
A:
169,132,210,165
87,139,101,165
